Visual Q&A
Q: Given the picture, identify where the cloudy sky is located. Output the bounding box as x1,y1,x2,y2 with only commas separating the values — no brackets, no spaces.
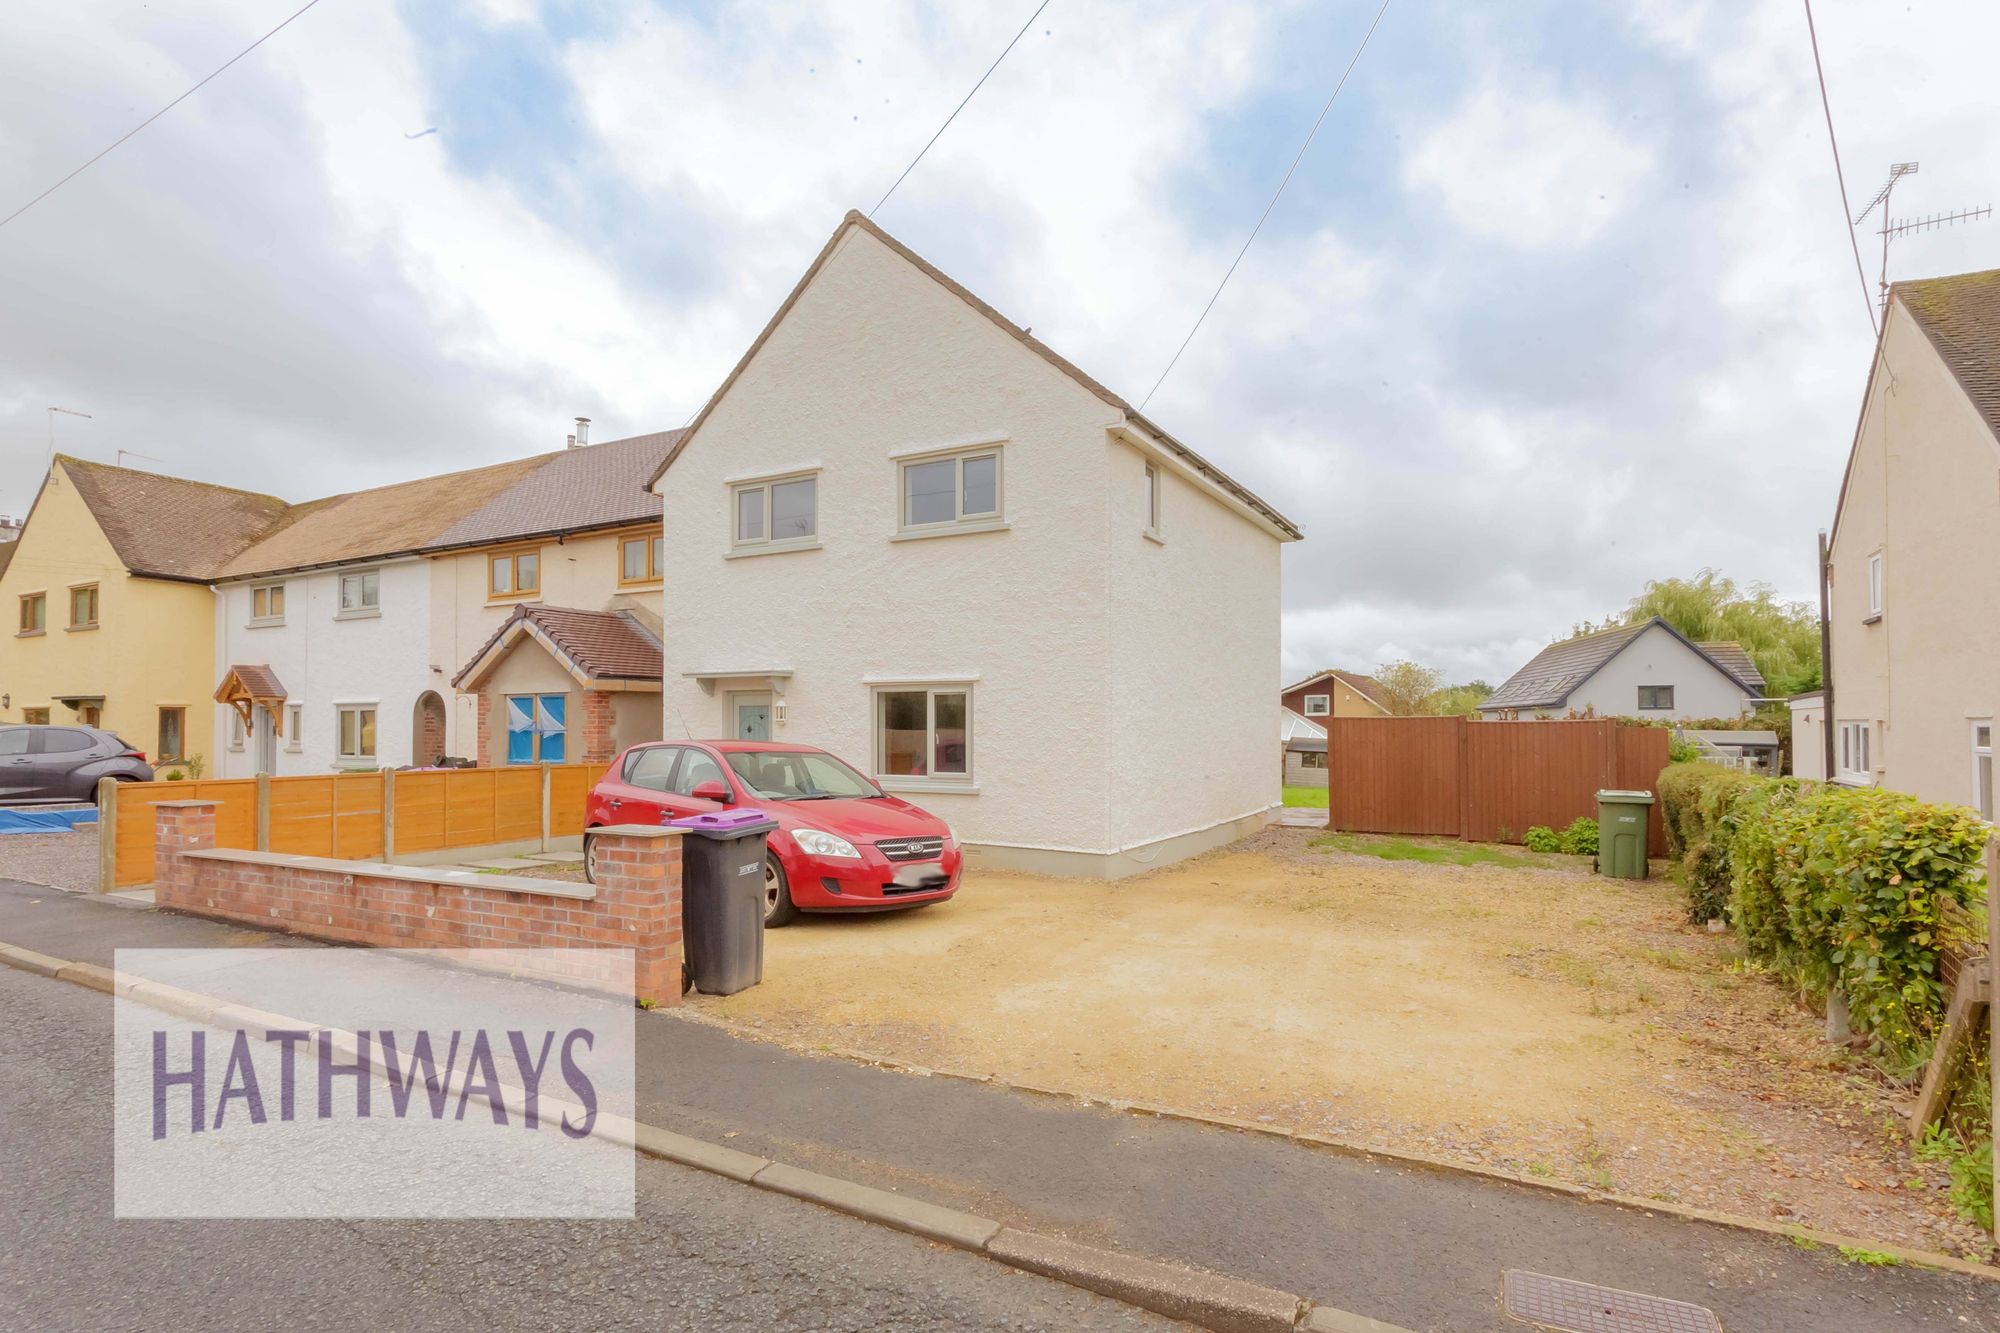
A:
2,1,1995,683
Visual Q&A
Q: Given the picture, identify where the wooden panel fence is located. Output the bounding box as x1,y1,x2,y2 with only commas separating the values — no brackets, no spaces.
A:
101,762,612,890
1327,718,1669,856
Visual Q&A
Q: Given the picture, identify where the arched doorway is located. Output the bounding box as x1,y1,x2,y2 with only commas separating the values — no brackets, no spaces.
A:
413,691,447,767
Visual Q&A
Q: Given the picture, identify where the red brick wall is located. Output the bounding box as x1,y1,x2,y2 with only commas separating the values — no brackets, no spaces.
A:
473,693,492,766
151,800,684,1005
417,693,447,766
581,691,616,764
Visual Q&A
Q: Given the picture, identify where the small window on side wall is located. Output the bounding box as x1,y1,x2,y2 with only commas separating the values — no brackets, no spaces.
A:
1973,721,1992,820
1637,685,1675,711
17,593,44,634
1144,461,1161,535
1303,694,1330,717
731,474,818,552
286,703,303,752
1866,551,1883,619
900,448,1000,532
1837,720,1873,784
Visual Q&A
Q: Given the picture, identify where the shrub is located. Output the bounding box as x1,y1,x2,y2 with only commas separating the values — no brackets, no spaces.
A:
162,769,185,782
1523,825,1562,853
1559,817,1599,857
1657,762,1760,921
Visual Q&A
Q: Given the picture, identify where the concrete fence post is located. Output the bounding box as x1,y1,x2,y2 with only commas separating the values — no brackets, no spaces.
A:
382,767,397,861
95,777,117,893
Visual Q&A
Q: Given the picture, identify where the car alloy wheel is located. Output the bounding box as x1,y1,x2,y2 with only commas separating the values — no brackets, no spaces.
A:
583,834,598,884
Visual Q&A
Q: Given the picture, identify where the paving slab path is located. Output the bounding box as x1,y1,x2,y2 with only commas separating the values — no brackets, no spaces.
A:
2,880,1996,1333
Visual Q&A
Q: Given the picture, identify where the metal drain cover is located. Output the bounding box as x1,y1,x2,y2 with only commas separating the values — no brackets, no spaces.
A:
1502,1270,1722,1333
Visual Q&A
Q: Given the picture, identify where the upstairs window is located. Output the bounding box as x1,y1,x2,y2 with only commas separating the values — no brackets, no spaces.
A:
69,584,98,629
489,548,540,600
1303,694,1331,717
250,583,285,624
1866,551,1883,619
1637,685,1675,711
17,593,45,635
338,570,380,616
1974,721,1993,820
1144,461,1162,536
731,473,818,553
900,447,1001,533
620,532,665,585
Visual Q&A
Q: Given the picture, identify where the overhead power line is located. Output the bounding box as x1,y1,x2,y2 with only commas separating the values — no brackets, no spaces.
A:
1801,0,1878,339
0,0,327,234
871,0,1052,217
1140,0,1394,410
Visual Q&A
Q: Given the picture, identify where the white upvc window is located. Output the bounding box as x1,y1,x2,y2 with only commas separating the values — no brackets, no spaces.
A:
872,683,973,786
1866,551,1883,619
1973,720,1993,820
1303,693,1331,717
249,583,285,625
1836,720,1874,785
897,445,1003,535
286,703,304,753
336,704,377,763
1144,461,1162,538
337,569,380,618
227,709,245,752
730,471,819,555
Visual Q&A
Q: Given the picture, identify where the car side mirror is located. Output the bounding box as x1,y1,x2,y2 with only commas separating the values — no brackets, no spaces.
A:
691,779,731,803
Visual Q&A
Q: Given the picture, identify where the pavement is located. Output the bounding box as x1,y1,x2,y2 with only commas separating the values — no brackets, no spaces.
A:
0,962,1178,1333
4,879,1999,1332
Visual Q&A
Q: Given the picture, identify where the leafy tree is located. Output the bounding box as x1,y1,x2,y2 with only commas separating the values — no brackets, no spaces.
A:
1425,681,1493,717
1371,660,1444,715
1573,569,1822,696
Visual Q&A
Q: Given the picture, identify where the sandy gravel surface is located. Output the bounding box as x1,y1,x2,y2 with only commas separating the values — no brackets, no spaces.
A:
0,825,99,894
688,825,1994,1260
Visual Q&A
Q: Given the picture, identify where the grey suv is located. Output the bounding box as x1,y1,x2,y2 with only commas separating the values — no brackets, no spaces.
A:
0,726,155,802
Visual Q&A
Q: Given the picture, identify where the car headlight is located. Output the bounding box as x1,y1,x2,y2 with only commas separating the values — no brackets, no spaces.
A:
943,827,958,851
792,828,861,860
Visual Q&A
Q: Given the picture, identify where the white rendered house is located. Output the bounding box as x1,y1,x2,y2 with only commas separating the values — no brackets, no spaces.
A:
649,212,1301,877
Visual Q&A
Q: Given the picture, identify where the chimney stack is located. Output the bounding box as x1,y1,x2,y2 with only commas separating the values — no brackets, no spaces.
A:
574,416,591,447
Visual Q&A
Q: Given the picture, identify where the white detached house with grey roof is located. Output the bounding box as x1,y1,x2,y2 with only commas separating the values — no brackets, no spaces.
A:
1479,617,1765,722
649,211,1301,877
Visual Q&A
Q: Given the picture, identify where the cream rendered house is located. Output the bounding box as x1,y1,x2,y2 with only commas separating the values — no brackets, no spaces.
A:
1809,268,2000,815
649,212,1301,877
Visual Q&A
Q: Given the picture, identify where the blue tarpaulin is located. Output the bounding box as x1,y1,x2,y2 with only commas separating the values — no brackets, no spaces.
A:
0,807,98,834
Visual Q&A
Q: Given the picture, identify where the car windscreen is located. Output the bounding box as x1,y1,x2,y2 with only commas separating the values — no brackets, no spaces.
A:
724,751,880,800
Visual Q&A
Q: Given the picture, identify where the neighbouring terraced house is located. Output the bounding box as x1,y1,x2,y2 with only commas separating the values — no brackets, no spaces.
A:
648,211,1301,876
1794,267,2000,815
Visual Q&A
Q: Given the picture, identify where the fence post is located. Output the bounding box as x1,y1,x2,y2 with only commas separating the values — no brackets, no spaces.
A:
382,768,397,862
96,777,117,893
255,773,271,851
541,763,553,852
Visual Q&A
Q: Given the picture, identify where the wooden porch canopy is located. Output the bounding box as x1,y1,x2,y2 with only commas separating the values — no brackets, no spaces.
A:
214,664,288,736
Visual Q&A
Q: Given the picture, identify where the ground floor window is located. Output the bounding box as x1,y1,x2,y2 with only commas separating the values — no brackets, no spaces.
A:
77,702,101,727
1973,720,1993,820
229,710,245,751
21,707,48,726
337,705,377,761
874,685,970,781
1300,751,1326,769
505,694,566,764
158,707,185,762
286,703,303,752
1836,720,1872,784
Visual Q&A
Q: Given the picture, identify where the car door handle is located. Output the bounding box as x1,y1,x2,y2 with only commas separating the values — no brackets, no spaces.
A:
606,797,622,809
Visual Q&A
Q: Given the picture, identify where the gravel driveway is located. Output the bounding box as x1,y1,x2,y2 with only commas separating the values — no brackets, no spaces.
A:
0,824,100,894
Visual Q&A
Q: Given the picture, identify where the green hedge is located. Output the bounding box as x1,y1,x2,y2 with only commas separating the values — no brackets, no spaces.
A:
1660,763,1987,1059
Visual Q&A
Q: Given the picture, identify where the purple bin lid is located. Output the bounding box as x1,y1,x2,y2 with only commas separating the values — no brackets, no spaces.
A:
665,807,773,831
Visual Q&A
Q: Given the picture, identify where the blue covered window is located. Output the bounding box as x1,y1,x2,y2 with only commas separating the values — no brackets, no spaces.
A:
505,694,567,764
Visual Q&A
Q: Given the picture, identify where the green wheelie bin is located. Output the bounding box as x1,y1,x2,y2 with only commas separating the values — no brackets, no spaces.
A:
1595,789,1654,880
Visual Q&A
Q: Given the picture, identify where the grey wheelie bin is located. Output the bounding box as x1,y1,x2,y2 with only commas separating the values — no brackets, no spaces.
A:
668,807,778,995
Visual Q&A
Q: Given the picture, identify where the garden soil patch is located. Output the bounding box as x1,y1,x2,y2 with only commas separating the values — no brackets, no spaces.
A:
688,826,1994,1260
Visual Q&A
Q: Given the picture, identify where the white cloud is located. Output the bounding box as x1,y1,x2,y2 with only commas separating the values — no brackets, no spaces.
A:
1402,80,1657,248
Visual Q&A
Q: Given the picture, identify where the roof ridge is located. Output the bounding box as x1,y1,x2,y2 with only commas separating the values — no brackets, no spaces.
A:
57,454,291,507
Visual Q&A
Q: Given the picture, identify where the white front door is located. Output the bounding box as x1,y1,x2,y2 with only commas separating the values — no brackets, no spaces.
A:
729,692,772,742
254,708,278,774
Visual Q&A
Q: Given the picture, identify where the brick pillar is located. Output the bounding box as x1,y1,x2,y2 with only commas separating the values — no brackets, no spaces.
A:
152,799,217,903
588,825,684,1006
473,692,492,767
580,690,617,765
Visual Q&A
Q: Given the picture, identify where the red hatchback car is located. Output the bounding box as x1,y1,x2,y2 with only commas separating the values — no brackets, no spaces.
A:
584,740,963,925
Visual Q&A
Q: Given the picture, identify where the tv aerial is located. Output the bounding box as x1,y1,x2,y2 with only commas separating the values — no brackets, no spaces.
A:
1853,162,1991,313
